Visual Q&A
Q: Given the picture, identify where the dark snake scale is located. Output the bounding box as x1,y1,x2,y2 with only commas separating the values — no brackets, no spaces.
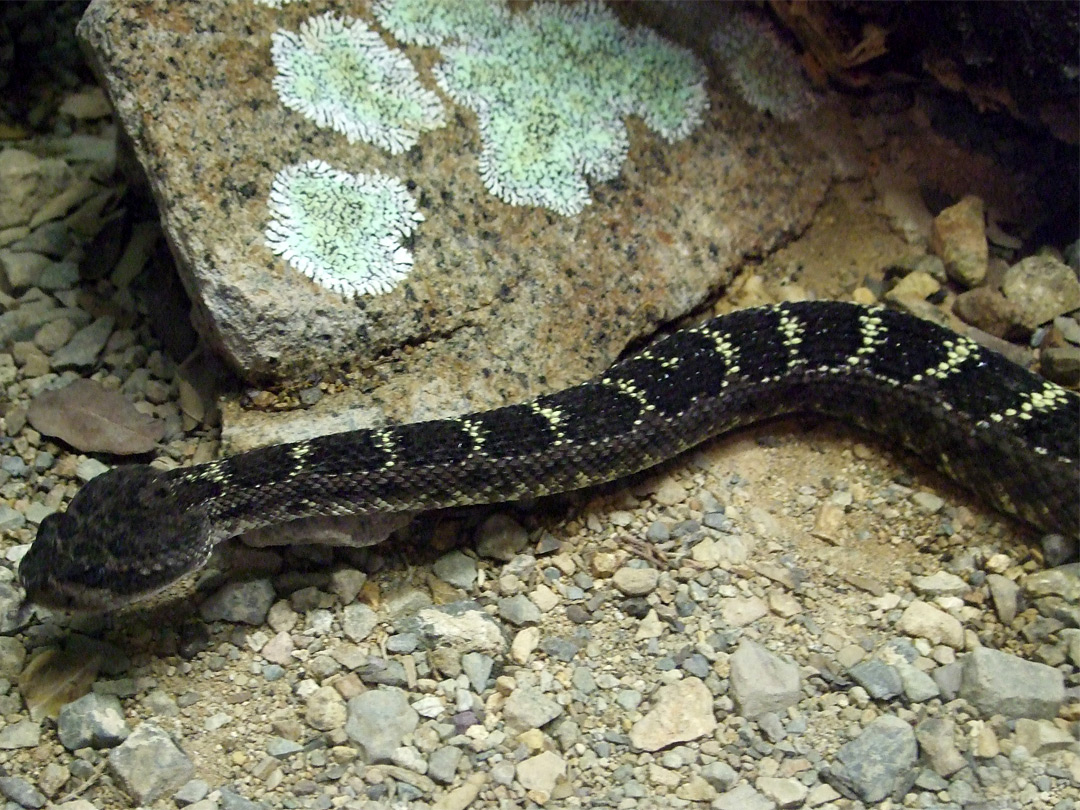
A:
19,302,1080,611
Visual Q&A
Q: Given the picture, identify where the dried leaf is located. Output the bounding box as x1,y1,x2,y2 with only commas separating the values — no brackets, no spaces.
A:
27,378,164,454
19,647,100,721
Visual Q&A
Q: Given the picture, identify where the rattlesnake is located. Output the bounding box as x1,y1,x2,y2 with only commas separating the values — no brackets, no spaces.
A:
18,301,1079,611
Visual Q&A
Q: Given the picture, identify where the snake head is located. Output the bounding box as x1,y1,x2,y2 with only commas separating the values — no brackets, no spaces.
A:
18,465,214,612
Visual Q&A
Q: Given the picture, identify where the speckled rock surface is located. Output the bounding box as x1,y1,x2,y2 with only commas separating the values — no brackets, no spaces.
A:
76,0,829,425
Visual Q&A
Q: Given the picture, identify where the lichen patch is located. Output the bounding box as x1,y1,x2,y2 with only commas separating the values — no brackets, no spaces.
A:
271,12,445,154
264,159,423,297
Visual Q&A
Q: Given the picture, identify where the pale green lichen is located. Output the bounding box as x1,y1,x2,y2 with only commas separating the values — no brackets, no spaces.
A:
711,8,818,122
374,0,708,216
373,0,508,48
271,12,445,153
265,159,423,296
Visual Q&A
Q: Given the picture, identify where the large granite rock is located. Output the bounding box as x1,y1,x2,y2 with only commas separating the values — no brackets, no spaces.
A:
76,0,830,444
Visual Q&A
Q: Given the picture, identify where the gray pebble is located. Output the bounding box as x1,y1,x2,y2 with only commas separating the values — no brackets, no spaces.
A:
22,502,54,525
931,662,963,700
645,521,670,542
266,737,303,757
33,317,75,353
786,715,807,735
916,717,965,777
910,570,968,597
95,677,138,698
0,250,50,290
199,579,276,625
1054,314,1080,344
342,603,378,642
357,658,408,687
461,652,493,693
219,788,268,810
715,783,773,810
1063,628,1080,668
911,491,945,514
986,573,1021,624
306,653,341,681
498,594,540,626
121,366,151,397
144,378,172,404
432,550,477,589
540,637,579,662
572,571,594,590
344,687,419,763
0,300,59,346
958,647,1065,719
50,315,113,370
1021,615,1064,643
612,567,659,596
675,594,697,617
427,745,462,784
757,711,786,742
503,686,563,732
173,779,211,806
107,723,195,804
703,511,732,531
571,666,596,694
0,776,46,809
146,350,175,379
75,456,110,482
298,386,322,406
0,719,39,748
565,604,591,624
1041,534,1078,567
37,259,79,291
681,652,710,678
385,633,419,653
1,456,27,477
490,760,516,786
701,760,738,791
534,531,561,554
949,779,976,804
824,715,917,804
895,661,940,703
848,659,903,700
11,221,73,258
475,513,528,561
671,519,700,537
143,689,179,717
730,639,801,718
0,505,25,532
882,638,919,663
68,759,98,783
914,768,949,791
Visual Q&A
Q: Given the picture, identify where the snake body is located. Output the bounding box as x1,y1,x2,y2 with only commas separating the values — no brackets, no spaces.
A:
18,302,1080,611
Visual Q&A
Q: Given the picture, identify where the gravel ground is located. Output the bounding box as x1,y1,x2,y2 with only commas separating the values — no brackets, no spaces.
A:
0,5,1078,810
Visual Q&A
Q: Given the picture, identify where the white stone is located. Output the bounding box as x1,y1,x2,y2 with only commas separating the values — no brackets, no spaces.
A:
722,596,768,627
612,567,659,596
730,639,801,719
516,750,566,794
757,776,809,808
896,600,964,649
629,677,716,751
510,627,540,664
